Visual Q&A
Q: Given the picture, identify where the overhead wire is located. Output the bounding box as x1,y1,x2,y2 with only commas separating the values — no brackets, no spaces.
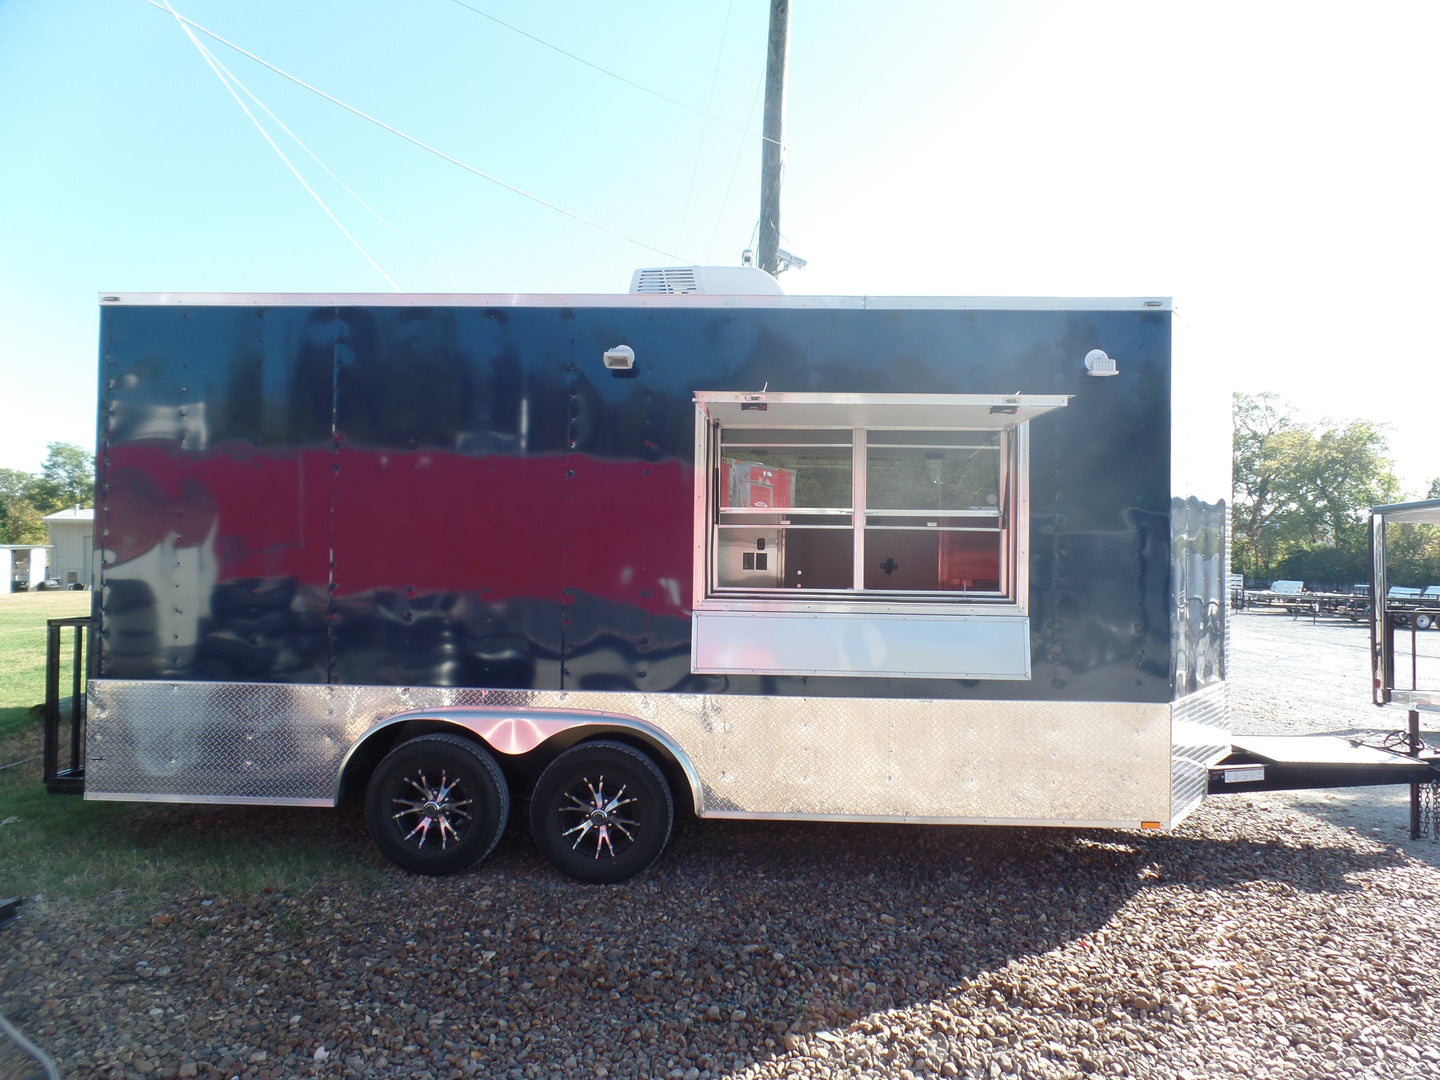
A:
441,0,778,150
158,0,403,290
142,0,691,264
441,0,778,264
676,0,736,255
709,74,767,264
192,26,461,289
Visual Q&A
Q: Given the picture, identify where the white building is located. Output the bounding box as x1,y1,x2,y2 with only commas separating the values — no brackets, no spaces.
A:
43,507,94,590
1,544,49,593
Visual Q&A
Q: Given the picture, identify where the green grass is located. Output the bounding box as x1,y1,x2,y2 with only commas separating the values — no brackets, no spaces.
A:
0,590,90,740
0,592,382,911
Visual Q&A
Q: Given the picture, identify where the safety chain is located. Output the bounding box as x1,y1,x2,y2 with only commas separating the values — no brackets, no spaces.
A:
1346,731,1440,843
1421,778,1440,842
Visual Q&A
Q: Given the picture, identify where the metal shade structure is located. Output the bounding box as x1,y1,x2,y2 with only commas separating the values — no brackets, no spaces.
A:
1370,498,1440,710
1372,498,1440,526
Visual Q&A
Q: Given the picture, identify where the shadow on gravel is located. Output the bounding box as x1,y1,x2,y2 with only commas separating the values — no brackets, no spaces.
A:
20,799,1418,1079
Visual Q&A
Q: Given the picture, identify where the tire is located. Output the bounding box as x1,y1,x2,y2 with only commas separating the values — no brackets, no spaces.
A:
365,734,509,875
529,740,673,884
1417,613,1434,631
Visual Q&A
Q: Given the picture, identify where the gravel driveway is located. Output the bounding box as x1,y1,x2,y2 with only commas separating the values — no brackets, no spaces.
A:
4,613,1439,1080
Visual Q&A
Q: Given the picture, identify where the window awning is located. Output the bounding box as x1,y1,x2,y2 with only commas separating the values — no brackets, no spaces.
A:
696,391,1069,429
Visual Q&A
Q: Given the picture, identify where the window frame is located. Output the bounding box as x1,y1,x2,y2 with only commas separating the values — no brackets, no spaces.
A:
692,392,1067,620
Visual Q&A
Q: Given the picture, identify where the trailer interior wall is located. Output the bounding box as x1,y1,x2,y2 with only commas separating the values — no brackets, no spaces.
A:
88,294,1219,828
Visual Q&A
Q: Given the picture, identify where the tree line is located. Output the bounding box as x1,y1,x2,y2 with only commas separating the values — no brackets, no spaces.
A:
0,442,94,545
1233,393,1439,589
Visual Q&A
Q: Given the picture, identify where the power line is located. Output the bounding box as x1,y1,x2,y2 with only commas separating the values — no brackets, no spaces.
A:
677,0,738,255
142,0,690,265
212,40,462,289
441,0,778,149
708,75,766,264
159,0,402,290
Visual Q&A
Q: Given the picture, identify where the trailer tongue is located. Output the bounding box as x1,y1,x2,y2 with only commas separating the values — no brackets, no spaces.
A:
1209,734,1439,795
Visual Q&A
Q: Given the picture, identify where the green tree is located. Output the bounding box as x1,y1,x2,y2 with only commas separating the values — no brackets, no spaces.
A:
1232,393,1302,579
1232,394,1398,587
29,441,94,513
0,467,47,544
1293,418,1398,553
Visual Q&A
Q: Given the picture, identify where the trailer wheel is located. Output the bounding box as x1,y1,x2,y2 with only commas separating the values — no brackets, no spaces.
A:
1417,613,1434,630
365,734,509,875
529,741,673,884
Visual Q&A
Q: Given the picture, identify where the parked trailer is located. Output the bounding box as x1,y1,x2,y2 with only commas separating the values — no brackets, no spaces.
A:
1241,585,1369,621
40,282,1437,879
1382,585,1440,630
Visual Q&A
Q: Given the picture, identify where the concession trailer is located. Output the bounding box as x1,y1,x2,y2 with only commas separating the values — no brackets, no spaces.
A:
42,272,1426,883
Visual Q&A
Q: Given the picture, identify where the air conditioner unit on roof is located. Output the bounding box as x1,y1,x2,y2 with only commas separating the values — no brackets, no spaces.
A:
630,266,784,296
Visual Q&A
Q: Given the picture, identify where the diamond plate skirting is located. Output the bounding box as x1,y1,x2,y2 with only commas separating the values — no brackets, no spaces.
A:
1170,680,1232,822
88,679,1186,826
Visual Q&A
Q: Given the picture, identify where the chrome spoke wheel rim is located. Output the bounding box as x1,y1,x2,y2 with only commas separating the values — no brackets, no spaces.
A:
390,768,474,851
557,773,639,860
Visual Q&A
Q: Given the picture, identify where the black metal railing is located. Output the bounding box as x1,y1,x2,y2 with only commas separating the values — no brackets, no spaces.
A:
43,616,91,795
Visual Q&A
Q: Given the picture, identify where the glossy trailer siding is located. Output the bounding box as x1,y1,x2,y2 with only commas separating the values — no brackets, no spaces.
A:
89,294,1228,826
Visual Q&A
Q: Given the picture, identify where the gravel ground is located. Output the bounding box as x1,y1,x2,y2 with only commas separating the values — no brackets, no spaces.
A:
3,613,1439,1080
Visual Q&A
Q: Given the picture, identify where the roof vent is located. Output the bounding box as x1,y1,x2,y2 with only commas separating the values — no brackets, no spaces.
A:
629,266,784,296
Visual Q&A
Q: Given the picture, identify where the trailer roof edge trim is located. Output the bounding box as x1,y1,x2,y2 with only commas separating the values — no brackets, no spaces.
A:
98,292,1172,312
1371,498,1440,525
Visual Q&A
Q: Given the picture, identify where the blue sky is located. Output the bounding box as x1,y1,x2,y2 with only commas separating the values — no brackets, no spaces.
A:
2,1,1436,494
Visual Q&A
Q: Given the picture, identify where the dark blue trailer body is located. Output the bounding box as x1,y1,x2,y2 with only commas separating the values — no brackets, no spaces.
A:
78,291,1232,877
96,297,1220,698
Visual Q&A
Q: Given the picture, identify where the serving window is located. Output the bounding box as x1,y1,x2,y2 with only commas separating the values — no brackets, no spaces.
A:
691,391,1068,679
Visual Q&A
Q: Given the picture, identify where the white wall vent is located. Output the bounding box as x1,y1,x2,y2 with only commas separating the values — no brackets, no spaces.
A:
629,266,784,296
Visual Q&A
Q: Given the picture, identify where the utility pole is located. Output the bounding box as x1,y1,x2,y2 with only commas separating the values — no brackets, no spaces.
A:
757,0,789,278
